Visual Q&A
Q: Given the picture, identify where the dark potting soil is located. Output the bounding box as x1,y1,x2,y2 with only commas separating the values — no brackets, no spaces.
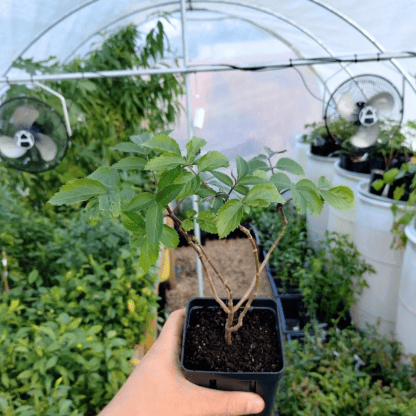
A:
183,307,281,373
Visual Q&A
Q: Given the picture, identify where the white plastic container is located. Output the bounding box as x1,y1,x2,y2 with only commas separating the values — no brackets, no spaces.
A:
327,160,370,240
352,180,406,338
305,149,338,248
293,134,310,174
395,221,416,356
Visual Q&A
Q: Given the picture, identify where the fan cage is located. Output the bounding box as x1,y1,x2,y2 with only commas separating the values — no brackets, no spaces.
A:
0,96,69,173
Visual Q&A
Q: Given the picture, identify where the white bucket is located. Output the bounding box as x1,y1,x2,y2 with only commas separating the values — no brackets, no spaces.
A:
395,221,416,356
293,134,310,174
305,150,338,248
327,160,370,240
352,180,406,338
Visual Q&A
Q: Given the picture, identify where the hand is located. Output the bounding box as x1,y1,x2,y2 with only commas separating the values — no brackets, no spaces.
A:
98,308,265,416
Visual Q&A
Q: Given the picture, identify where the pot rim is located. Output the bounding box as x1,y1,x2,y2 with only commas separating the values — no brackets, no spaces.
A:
356,179,409,208
306,148,338,162
334,159,371,180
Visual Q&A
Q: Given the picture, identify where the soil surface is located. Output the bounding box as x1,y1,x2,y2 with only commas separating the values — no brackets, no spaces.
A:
183,307,282,372
166,237,275,314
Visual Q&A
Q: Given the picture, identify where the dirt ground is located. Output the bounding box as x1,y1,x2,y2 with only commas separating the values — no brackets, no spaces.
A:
165,237,275,313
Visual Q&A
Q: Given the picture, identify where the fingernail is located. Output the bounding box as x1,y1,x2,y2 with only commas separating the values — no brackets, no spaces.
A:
247,398,264,414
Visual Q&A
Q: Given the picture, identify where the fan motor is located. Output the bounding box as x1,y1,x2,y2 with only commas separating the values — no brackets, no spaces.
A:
14,130,35,149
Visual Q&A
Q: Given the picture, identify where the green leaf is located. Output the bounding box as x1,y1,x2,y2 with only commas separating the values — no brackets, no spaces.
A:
291,182,323,215
126,192,155,212
85,198,100,225
98,189,121,218
371,179,385,191
393,184,406,200
143,133,182,156
160,225,179,248
211,171,233,187
235,156,249,179
243,182,284,206
112,157,147,170
46,356,58,370
212,197,224,213
270,172,291,190
139,236,160,275
248,158,269,173
197,151,229,172
174,172,201,199
275,157,304,175
182,219,194,232
146,203,164,247
383,168,400,185
145,153,186,171
233,185,249,195
216,199,244,238
196,186,217,198
156,184,183,207
121,211,146,234
158,166,186,190
111,142,146,153
318,176,333,189
197,210,217,233
88,167,121,189
17,370,32,380
28,269,39,284
120,187,135,204
48,178,107,205
295,178,318,192
238,175,266,185
185,209,197,218
130,133,150,146
186,136,207,163
319,186,354,211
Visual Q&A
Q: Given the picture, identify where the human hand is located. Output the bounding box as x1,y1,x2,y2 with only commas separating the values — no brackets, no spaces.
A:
98,308,265,416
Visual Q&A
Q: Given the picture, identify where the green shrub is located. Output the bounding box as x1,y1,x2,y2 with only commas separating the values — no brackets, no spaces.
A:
275,326,416,416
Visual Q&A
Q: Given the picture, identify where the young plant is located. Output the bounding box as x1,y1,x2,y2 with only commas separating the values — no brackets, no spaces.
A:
48,132,354,345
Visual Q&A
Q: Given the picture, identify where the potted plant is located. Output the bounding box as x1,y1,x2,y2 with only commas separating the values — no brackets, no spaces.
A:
48,132,354,416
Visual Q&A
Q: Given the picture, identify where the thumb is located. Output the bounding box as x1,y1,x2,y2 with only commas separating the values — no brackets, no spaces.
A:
204,391,265,416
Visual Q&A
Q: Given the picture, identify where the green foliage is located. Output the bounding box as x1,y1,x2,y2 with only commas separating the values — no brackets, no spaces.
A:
275,325,416,415
4,22,183,211
49,132,354,274
298,232,375,322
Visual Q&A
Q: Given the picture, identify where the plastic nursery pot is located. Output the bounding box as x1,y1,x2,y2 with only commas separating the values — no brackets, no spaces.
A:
181,297,285,416
387,172,415,202
369,169,385,196
277,294,310,334
310,142,338,157
368,157,386,173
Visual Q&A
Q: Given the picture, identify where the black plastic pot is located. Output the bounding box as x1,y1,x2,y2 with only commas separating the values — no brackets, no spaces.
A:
277,294,310,334
311,142,339,157
368,157,385,173
339,153,352,171
387,172,415,202
181,297,285,416
369,169,385,196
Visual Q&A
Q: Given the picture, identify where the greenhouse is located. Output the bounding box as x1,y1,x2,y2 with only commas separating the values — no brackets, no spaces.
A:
1,1,416,415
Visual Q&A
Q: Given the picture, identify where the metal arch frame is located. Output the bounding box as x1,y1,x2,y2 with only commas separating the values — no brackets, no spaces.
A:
309,0,416,94
2,0,100,77
61,6,330,96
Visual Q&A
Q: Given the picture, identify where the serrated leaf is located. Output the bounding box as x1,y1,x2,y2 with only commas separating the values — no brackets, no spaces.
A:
197,210,217,233
238,175,266,186
236,156,249,179
275,157,304,175
317,176,333,189
120,187,135,204
211,171,233,187
146,204,164,248
243,182,284,205
111,142,146,153
197,151,229,172
270,172,291,190
126,192,155,212
88,167,121,189
48,178,107,206
234,185,249,195
248,158,269,173
216,199,244,238
160,225,179,248
182,219,195,232
212,197,224,213
121,211,145,234
143,133,182,155
186,136,207,163
98,189,121,218
185,209,197,218
112,157,146,170
253,170,269,180
145,153,186,171
291,183,323,215
319,186,354,211
156,184,183,207
196,186,217,198
158,166,186,189
139,236,160,274
174,172,201,199
130,133,150,146
296,178,318,192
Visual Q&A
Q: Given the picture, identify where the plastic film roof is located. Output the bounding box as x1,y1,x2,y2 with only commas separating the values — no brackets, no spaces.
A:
2,0,416,155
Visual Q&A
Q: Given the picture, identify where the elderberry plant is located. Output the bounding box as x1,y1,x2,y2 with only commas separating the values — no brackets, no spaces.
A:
49,132,354,345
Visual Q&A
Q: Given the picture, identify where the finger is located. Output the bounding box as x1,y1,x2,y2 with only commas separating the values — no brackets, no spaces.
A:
154,308,186,360
189,388,265,416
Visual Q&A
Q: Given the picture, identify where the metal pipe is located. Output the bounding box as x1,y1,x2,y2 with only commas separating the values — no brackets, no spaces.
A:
180,0,204,297
2,52,415,84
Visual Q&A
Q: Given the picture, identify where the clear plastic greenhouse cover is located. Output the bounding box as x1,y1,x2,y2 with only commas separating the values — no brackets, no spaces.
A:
1,0,416,158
